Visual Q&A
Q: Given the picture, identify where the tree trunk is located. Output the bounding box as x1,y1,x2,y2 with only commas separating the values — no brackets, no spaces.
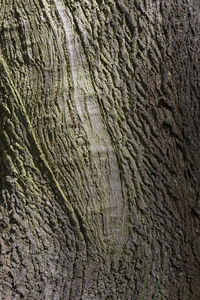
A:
0,0,200,299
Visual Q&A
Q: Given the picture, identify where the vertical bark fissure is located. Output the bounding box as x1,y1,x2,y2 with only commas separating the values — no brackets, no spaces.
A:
53,0,127,254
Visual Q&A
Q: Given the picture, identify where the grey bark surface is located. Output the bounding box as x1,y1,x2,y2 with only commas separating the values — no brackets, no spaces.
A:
0,0,200,299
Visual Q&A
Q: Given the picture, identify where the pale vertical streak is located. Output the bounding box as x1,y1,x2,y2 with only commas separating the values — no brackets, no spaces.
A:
53,0,127,249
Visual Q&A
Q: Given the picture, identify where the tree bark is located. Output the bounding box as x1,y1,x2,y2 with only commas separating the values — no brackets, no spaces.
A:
0,0,200,299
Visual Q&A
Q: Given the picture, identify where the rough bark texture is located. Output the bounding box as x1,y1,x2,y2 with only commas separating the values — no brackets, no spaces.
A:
0,0,200,299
